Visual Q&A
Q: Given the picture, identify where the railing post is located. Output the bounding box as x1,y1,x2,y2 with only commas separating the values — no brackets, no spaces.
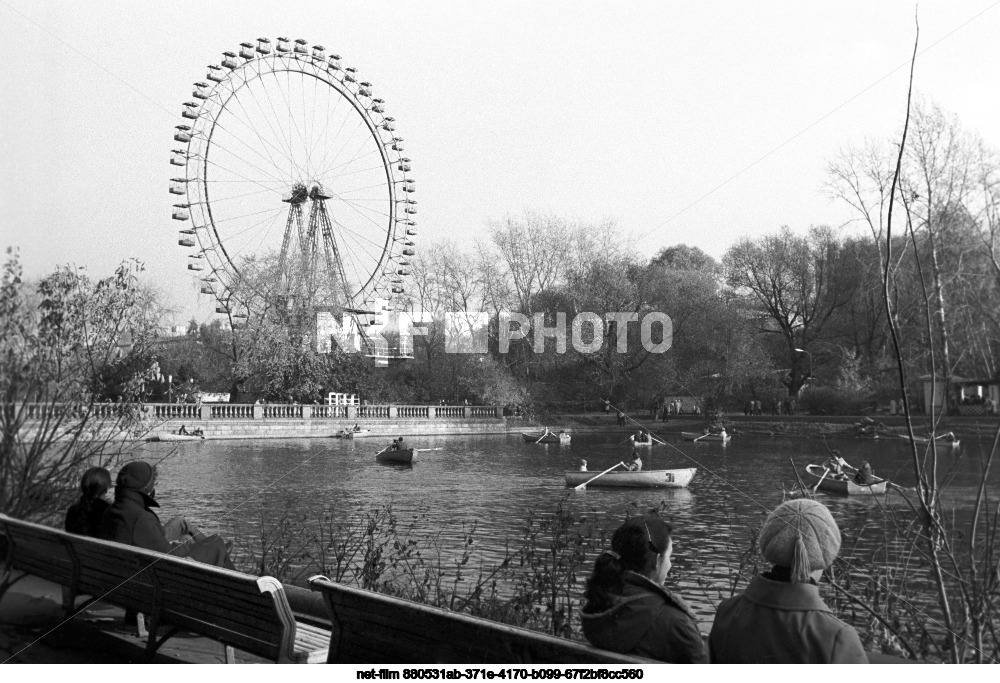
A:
463,405,471,418
302,405,311,420
347,405,357,419
253,403,263,420
428,406,435,419
200,405,212,420
389,405,398,419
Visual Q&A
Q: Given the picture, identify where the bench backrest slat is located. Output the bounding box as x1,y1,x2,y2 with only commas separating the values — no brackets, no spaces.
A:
308,576,650,664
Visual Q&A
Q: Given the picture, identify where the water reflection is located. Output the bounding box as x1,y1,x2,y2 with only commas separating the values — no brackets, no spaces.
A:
143,430,998,630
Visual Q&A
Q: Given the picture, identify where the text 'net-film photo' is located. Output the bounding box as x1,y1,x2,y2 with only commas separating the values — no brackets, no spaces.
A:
2,1,1000,670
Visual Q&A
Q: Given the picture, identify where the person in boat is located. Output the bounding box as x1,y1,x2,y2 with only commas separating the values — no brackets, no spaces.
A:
100,461,235,570
581,515,707,663
177,424,188,435
626,452,643,472
580,459,588,472
708,499,867,663
854,460,875,486
823,451,849,478
632,430,645,444
65,467,112,538
192,427,204,437
393,436,405,451
353,423,361,432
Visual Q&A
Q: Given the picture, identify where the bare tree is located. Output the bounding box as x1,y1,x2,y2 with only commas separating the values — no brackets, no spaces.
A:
723,226,858,397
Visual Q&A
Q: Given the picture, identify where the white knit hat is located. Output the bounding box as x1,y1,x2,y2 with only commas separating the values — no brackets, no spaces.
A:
759,499,841,583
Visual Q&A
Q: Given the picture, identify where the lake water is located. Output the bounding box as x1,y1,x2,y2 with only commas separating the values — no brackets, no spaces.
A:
138,429,999,631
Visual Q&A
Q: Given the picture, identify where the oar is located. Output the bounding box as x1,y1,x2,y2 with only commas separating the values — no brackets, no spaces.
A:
575,462,625,491
536,428,549,444
812,467,831,494
649,434,667,445
692,433,711,442
414,448,443,452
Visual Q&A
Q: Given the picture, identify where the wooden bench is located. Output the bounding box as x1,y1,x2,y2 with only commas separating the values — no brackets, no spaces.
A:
0,513,329,663
307,575,653,664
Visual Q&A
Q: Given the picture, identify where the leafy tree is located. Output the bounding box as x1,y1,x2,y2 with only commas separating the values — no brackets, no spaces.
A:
1,250,156,522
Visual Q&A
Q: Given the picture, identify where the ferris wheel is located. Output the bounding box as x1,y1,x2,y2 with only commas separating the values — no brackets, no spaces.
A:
170,37,416,317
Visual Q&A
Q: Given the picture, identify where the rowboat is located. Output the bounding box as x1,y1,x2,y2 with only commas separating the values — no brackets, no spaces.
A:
681,431,731,443
335,429,371,438
148,432,205,442
804,464,887,496
898,433,960,448
522,431,571,444
376,447,414,465
564,468,696,489
629,436,655,447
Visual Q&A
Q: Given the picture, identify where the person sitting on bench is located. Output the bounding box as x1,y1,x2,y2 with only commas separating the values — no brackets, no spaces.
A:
101,461,235,570
65,467,112,538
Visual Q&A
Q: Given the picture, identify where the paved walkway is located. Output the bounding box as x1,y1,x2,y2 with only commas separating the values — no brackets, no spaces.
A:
0,575,264,664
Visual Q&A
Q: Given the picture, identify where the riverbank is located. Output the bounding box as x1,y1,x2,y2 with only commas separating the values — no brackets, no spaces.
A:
18,406,999,443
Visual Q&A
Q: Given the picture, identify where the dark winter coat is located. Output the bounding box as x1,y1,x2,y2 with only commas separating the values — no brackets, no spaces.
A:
581,572,707,663
99,488,173,553
709,574,867,663
64,497,110,538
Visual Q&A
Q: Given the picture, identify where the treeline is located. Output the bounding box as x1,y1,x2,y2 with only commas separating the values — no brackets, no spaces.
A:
389,99,1000,414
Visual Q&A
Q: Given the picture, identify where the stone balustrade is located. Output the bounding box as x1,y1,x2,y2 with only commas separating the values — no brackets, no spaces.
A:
18,402,502,422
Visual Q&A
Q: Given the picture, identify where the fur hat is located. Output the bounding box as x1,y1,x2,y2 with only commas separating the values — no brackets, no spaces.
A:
116,461,157,495
759,499,840,583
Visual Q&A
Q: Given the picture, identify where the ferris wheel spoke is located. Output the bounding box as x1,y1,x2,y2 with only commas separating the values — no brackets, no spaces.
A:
327,189,392,223
225,211,287,261
223,64,292,173
334,228,387,292
197,185,280,205
315,115,372,184
206,120,293,187
299,72,318,177
264,67,307,179
309,72,324,174
329,233,374,288
313,150,386,189
246,61,300,175
203,153,287,196
315,174,389,196
227,87,295,186
312,84,354,177
210,205,288,229
274,68,312,179
206,206,287,271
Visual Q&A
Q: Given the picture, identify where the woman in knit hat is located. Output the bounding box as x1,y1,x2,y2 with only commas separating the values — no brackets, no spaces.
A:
708,499,867,663
100,460,235,570
581,515,707,663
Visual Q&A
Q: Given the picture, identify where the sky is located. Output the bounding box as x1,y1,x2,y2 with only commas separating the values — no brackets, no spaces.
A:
1,1,999,325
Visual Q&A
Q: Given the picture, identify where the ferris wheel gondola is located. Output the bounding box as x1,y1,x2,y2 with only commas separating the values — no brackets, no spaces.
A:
171,37,415,316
